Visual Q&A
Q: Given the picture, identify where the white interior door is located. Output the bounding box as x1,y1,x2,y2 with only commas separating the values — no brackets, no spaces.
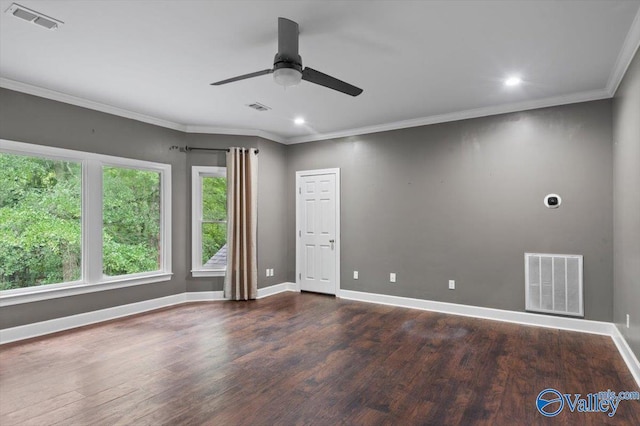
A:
296,169,340,295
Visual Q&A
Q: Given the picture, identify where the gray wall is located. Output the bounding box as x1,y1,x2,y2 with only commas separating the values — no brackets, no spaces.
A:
182,133,289,292
0,88,288,328
257,138,289,287
286,100,614,321
613,48,640,358
0,87,620,328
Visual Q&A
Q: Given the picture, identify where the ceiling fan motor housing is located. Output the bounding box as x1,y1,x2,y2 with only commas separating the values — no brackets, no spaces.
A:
273,52,302,73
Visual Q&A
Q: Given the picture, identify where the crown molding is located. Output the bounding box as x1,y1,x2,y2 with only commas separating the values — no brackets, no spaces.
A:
0,77,288,144
0,77,188,132
0,78,619,147
607,5,640,96
285,89,611,144
185,125,287,144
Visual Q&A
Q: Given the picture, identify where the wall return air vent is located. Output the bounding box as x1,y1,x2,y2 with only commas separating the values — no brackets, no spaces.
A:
5,3,64,30
525,253,584,317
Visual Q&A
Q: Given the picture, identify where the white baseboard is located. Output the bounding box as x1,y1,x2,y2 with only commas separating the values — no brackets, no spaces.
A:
185,291,226,302
184,283,299,301
611,326,640,387
337,289,639,387
0,284,299,344
257,282,298,299
0,293,186,344
337,289,613,335
2,285,638,388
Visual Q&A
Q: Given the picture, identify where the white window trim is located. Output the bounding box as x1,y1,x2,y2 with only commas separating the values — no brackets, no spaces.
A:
0,139,172,307
191,166,226,277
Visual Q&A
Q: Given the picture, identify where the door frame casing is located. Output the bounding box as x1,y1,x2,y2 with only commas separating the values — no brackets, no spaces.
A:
295,168,341,295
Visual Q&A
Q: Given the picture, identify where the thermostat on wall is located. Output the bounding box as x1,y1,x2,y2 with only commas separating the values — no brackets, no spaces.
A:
544,194,561,209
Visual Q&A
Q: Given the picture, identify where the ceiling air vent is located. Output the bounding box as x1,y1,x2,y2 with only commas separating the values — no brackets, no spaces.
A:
246,102,271,112
5,3,64,30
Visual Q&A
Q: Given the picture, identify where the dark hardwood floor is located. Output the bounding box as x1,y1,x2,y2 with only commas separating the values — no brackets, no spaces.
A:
1,292,638,425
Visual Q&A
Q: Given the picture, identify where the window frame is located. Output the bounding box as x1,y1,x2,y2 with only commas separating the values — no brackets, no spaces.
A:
0,139,172,307
191,166,227,277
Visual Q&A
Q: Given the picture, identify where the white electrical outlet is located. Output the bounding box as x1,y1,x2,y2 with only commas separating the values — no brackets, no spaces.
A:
449,280,455,290
390,273,396,283
627,314,630,329
266,269,270,277
270,268,274,276
353,270,359,279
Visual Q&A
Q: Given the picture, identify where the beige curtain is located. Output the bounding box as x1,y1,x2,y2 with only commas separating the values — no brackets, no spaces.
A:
225,147,258,300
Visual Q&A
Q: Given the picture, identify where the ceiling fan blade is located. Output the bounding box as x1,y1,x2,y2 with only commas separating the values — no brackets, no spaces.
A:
302,67,363,97
278,17,299,59
210,69,273,85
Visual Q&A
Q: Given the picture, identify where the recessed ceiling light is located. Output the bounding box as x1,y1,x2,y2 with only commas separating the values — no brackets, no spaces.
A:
504,76,522,87
294,117,305,125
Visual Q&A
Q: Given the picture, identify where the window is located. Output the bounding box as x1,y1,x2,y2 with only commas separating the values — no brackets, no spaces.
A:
0,153,82,290
191,166,227,277
103,166,161,276
0,139,172,306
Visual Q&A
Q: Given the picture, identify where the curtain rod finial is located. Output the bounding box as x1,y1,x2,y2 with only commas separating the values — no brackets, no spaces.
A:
169,145,189,153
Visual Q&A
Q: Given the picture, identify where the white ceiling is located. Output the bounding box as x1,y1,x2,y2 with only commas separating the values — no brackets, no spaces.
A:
1,0,639,144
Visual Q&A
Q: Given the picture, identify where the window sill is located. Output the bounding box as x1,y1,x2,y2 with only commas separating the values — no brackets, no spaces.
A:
0,272,173,307
191,269,226,278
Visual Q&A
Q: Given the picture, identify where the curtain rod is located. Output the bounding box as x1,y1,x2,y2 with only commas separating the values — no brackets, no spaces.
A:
169,146,259,154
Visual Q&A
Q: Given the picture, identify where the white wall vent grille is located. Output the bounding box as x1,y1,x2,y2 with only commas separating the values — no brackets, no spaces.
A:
5,3,64,30
246,102,271,112
525,253,583,317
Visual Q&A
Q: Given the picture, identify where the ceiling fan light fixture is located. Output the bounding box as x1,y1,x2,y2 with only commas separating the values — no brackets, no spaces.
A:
273,68,302,87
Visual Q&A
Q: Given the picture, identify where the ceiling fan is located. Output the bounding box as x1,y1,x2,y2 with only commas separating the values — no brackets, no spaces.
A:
211,17,363,97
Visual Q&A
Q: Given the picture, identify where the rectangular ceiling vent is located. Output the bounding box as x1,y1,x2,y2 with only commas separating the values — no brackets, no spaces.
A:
5,3,64,30
525,253,583,317
246,102,271,112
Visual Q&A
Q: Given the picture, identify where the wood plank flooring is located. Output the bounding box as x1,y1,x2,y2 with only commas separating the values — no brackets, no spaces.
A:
1,292,639,425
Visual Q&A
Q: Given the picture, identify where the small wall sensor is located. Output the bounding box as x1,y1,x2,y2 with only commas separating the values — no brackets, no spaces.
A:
544,194,561,209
